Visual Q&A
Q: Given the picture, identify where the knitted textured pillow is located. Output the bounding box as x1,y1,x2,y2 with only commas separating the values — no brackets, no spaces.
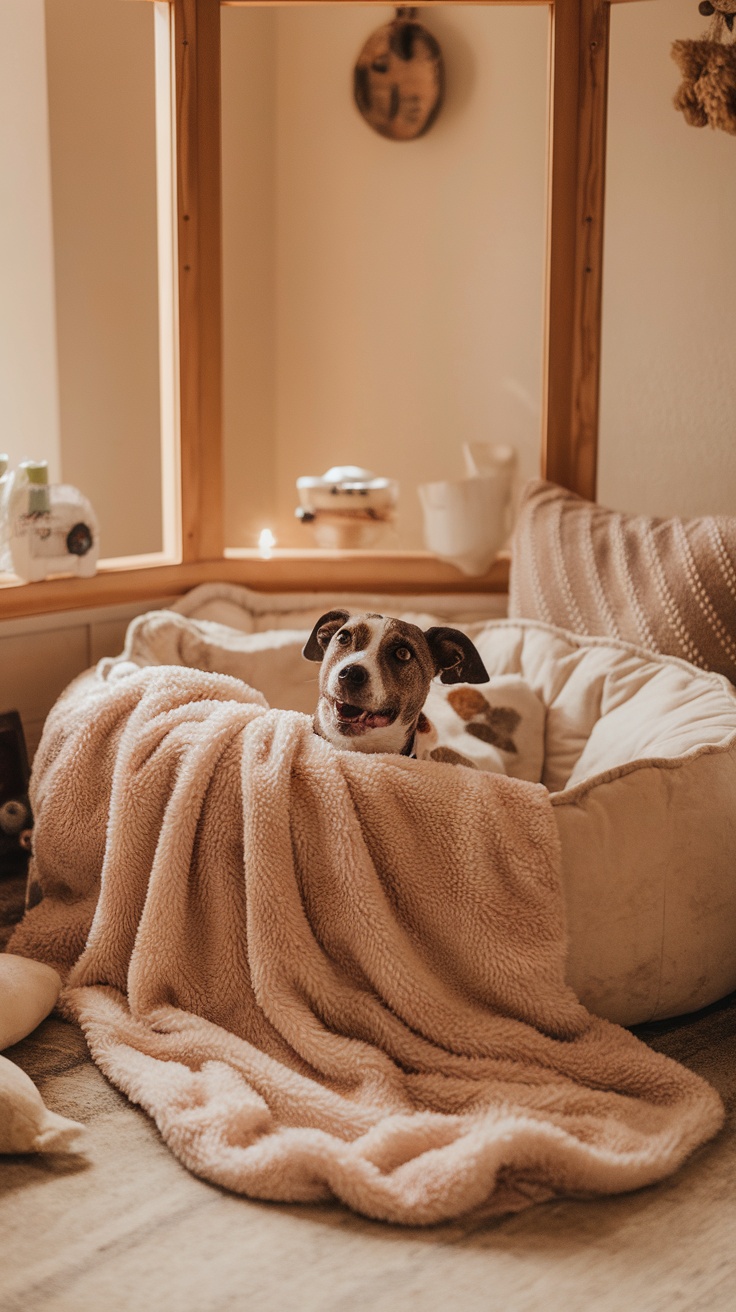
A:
508,480,736,683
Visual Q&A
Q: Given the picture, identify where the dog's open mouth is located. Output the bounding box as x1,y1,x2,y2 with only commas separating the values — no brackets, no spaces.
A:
334,701,397,732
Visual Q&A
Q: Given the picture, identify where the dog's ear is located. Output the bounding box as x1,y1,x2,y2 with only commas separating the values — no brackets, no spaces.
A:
423,627,489,685
302,609,351,662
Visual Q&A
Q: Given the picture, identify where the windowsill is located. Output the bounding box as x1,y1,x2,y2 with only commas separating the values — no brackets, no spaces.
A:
0,549,510,620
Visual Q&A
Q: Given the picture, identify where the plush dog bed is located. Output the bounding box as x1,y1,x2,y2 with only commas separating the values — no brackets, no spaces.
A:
107,584,736,1027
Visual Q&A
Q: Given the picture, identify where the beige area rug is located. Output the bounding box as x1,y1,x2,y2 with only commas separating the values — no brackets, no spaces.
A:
1,995,735,1312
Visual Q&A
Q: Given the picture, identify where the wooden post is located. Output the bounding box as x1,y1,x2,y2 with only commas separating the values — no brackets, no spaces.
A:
542,0,610,501
173,0,224,562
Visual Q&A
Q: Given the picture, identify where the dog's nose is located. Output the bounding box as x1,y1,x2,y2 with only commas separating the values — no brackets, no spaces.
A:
338,664,367,687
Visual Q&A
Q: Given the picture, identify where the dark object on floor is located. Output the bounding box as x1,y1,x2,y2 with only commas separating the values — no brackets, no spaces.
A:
0,710,33,880
0,872,27,949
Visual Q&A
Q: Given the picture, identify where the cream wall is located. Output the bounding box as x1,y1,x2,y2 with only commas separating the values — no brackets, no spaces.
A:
221,7,278,548
0,0,61,479
44,0,163,558
222,5,549,549
598,0,736,518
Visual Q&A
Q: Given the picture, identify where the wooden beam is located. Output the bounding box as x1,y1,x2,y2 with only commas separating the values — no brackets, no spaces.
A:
0,552,510,620
542,0,610,501
133,2,652,9
174,0,224,561
220,2,546,6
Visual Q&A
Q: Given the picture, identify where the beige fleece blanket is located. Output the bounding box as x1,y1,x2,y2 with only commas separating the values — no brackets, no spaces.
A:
10,662,723,1225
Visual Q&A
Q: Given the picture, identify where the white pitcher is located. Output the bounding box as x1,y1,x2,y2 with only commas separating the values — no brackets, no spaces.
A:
418,444,516,577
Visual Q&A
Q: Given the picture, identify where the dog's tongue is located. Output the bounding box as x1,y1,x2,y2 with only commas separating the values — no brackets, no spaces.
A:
362,710,394,728
337,702,393,728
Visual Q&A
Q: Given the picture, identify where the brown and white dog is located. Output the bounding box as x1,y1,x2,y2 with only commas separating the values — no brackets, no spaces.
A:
303,609,489,756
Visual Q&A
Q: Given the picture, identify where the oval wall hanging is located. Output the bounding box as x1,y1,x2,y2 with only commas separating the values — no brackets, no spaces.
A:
353,7,444,142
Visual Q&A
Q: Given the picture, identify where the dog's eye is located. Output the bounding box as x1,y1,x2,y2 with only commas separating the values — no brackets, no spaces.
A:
395,646,412,662
335,630,351,645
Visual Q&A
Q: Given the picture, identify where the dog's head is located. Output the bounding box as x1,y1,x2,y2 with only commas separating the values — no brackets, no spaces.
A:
303,609,489,754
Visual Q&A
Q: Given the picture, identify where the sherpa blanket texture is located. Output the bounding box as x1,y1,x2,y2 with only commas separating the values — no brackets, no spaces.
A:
10,662,723,1225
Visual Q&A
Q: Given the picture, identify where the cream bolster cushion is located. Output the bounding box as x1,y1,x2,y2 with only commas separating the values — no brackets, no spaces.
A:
0,954,62,1050
120,590,736,1027
508,478,736,685
0,1055,85,1154
0,954,85,1154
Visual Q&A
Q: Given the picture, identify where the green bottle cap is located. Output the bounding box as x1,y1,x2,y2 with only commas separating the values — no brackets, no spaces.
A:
20,460,49,485
0,455,8,477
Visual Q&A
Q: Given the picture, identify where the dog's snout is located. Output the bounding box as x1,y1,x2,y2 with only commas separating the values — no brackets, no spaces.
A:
338,664,367,687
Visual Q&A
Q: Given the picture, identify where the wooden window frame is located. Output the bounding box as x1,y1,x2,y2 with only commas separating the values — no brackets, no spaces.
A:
0,0,636,620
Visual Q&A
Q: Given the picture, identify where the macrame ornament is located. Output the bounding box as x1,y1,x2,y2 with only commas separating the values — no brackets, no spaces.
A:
353,7,444,141
672,0,736,135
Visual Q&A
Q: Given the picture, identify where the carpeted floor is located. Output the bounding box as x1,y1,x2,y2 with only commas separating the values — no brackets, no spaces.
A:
2,905,736,1312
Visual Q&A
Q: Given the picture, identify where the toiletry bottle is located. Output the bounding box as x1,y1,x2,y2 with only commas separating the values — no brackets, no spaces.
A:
22,460,51,517
6,460,56,581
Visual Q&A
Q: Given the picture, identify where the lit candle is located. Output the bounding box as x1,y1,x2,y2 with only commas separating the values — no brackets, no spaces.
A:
258,528,276,559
